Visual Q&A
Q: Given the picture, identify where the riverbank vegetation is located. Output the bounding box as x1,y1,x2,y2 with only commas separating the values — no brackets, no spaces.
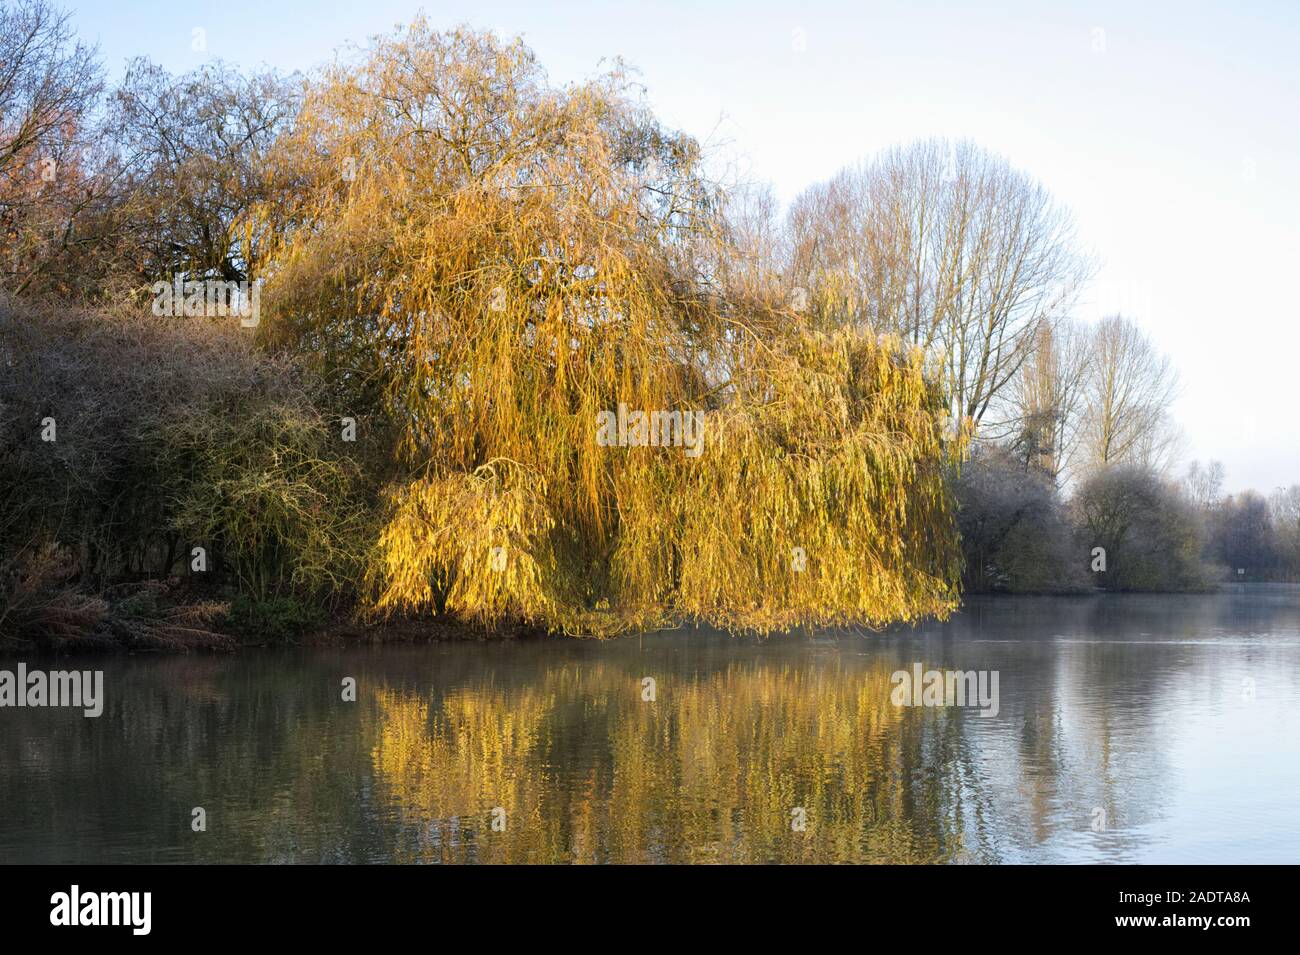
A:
1,3,1293,649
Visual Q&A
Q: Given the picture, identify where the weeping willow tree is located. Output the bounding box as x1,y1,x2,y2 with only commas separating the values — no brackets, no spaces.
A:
249,19,965,636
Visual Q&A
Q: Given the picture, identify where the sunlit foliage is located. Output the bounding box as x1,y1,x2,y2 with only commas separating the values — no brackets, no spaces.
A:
253,20,965,635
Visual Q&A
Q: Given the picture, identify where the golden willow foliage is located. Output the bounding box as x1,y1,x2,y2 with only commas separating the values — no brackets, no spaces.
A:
251,19,964,635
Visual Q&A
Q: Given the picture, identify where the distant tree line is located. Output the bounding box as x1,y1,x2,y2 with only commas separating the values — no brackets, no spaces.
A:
953,445,1300,594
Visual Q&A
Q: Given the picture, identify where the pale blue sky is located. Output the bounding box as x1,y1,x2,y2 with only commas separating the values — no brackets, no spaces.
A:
65,0,1300,491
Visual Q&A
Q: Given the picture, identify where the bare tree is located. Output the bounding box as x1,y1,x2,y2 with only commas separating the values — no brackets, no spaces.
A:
0,0,99,182
1080,314,1181,472
1185,459,1227,510
1270,485,1300,579
108,57,300,286
0,0,104,296
787,138,1094,430
1072,464,1210,591
718,180,789,310
1010,317,1092,483
1212,491,1277,577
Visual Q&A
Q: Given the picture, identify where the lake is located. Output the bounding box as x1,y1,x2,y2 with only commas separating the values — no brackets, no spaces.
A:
3,586,1299,864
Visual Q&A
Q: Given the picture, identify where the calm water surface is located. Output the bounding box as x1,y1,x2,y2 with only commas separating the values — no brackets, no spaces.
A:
3,587,1299,863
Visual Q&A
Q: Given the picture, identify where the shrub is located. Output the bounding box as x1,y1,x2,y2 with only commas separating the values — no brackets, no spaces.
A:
0,546,233,651
1072,465,1212,591
163,396,369,602
1210,491,1278,580
0,299,369,609
0,544,110,650
225,594,326,643
954,443,1086,593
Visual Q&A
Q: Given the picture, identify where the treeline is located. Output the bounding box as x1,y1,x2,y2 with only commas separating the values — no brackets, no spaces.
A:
1197,473,1300,583
2,5,962,646
955,446,1300,594
0,3,1289,648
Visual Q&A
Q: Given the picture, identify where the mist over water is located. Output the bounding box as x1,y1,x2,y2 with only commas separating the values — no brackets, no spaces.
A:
3,586,1298,864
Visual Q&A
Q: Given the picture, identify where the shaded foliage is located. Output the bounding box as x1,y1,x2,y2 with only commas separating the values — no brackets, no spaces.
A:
955,444,1086,593
1210,491,1278,580
0,299,370,647
1072,465,1212,592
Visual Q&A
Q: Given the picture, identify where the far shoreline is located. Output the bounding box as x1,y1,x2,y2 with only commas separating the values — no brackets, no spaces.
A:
5,583,1294,658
